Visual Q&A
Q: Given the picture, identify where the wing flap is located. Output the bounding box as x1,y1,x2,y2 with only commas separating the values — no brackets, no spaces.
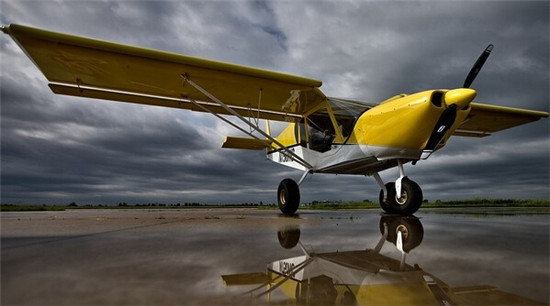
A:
454,102,548,137
4,24,325,120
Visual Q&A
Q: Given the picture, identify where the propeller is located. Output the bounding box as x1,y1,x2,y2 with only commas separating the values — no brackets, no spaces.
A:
423,45,493,158
463,44,493,88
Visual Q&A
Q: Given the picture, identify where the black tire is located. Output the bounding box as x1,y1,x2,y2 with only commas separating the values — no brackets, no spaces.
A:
379,182,396,213
390,178,423,215
379,216,424,252
277,228,301,249
278,178,300,215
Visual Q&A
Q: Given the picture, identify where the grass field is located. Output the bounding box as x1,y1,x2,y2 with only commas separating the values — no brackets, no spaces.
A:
2,199,548,212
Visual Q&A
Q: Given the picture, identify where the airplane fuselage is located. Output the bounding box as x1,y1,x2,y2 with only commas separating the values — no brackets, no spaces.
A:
269,88,476,175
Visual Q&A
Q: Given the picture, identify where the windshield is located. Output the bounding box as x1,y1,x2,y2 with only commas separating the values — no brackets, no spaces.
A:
295,99,370,152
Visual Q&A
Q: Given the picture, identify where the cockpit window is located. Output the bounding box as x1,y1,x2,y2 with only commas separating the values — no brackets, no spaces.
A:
328,98,367,137
295,98,368,153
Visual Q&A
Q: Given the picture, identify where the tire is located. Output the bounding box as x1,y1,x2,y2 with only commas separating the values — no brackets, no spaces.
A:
390,178,423,215
379,182,396,213
277,228,301,249
278,178,300,215
379,216,424,252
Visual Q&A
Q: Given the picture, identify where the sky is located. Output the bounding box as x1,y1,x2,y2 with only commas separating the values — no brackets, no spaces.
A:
1,0,548,206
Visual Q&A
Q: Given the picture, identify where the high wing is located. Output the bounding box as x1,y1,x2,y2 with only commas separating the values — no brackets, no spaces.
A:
4,24,547,138
454,102,549,137
2,24,325,122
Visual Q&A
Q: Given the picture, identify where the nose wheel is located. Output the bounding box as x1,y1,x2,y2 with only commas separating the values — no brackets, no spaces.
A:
379,178,423,215
374,160,423,215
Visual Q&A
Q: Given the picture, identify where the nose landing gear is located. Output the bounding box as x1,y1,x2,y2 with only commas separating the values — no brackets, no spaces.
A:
378,178,423,215
374,160,423,215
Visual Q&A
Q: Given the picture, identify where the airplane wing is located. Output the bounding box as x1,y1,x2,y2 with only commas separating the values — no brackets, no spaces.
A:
453,103,549,137
2,24,326,122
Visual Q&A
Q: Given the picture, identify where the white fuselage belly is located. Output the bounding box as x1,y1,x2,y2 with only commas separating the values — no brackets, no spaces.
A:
267,144,422,175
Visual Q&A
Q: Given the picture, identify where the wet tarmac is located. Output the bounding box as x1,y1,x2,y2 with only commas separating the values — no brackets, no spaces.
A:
1,208,548,305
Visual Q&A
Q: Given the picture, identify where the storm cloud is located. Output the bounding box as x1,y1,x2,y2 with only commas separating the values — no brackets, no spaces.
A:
1,1,548,205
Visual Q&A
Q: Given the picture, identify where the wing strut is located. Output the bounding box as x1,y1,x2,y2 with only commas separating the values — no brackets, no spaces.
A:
181,74,312,169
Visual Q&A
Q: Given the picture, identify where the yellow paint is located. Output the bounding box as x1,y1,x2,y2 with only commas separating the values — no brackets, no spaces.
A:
222,136,271,150
274,123,298,148
3,23,326,119
272,90,474,152
356,282,442,305
267,270,299,301
351,90,446,149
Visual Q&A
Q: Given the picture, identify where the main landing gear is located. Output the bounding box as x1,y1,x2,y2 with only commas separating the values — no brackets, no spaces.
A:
277,178,300,214
277,161,424,215
374,160,423,215
277,170,310,215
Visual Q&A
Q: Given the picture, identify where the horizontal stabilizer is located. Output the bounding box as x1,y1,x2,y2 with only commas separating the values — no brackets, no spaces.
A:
221,273,269,286
222,136,272,150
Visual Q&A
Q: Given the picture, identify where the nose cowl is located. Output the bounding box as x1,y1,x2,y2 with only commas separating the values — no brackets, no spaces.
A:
445,88,476,110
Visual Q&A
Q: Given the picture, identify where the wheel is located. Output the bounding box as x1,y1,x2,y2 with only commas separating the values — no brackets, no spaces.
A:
390,178,423,215
277,228,301,249
278,178,300,215
379,216,424,252
379,182,396,213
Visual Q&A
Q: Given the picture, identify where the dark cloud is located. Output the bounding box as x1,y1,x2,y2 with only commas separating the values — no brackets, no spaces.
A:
1,1,548,205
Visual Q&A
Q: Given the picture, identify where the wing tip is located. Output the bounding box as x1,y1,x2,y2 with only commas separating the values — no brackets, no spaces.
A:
1,24,10,34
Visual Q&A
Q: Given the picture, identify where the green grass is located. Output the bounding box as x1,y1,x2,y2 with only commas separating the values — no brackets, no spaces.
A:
0,204,67,212
2,199,548,212
301,199,550,210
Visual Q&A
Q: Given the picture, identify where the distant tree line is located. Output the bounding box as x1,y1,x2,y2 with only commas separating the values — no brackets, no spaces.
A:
2,198,548,211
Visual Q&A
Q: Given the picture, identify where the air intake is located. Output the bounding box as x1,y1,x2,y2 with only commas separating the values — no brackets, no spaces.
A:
431,91,444,107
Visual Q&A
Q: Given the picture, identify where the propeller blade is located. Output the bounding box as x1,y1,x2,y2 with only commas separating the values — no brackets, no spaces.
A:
463,44,493,88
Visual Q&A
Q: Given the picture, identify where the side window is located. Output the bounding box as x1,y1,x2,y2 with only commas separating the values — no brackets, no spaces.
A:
307,113,335,153
294,108,337,153
295,99,363,153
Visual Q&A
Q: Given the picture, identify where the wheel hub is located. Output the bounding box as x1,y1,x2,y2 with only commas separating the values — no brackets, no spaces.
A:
395,190,408,205
396,224,409,239
280,189,287,205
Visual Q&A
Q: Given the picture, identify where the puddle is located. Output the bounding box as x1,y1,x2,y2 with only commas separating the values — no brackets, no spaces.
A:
1,209,548,305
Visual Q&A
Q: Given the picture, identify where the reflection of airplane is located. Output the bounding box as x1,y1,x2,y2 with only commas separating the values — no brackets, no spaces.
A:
3,24,548,215
222,216,544,305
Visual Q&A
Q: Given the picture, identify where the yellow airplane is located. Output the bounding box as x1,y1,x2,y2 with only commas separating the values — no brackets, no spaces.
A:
222,217,545,305
2,24,548,215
